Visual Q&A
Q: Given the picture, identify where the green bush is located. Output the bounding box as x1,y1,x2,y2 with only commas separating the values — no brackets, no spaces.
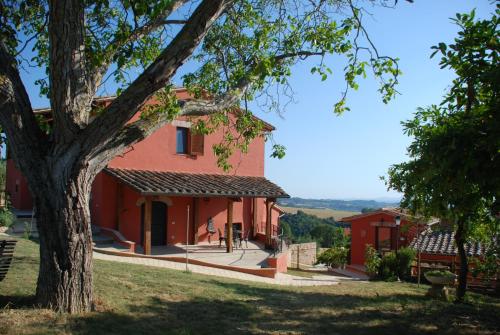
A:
0,207,15,227
379,251,398,281
316,247,349,268
364,245,381,279
425,270,456,280
396,247,416,280
365,246,416,281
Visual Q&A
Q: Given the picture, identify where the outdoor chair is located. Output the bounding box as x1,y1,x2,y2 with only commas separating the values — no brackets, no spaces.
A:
241,230,249,248
218,228,226,247
0,240,17,283
207,218,216,244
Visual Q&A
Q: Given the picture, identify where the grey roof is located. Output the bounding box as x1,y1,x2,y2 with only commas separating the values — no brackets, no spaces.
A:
410,229,484,256
105,168,289,198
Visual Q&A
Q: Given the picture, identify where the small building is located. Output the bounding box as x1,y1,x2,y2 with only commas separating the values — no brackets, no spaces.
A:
340,208,436,266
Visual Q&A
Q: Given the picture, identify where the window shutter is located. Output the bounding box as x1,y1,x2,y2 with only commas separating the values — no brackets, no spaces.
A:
190,132,204,156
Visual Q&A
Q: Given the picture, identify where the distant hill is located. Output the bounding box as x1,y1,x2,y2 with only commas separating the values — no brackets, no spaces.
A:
279,206,358,221
278,197,400,213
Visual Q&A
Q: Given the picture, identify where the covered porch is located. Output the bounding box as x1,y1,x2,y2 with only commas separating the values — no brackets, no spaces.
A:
104,168,289,256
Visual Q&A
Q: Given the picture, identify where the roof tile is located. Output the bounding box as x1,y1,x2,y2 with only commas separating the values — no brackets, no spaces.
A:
105,168,289,198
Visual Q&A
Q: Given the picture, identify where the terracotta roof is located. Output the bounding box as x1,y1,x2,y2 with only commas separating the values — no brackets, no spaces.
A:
410,229,484,257
340,208,409,222
340,208,439,226
105,168,289,198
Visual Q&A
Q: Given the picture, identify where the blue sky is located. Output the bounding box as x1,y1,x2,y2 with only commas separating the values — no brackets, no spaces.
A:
255,1,496,201
20,1,496,201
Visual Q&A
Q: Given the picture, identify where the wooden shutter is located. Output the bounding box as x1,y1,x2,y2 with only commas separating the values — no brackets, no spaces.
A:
190,132,204,156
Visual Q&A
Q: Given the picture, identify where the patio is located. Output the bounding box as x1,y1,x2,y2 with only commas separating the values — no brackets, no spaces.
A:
93,240,276,270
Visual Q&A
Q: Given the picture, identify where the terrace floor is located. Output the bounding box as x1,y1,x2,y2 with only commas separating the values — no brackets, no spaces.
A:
94,240,275,269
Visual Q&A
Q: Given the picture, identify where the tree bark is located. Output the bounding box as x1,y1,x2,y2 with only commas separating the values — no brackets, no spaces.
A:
33,165,95,313
455,220,468,302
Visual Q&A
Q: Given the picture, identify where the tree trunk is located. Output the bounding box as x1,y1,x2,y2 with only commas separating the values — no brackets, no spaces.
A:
33,166,95,313
455,220,468,302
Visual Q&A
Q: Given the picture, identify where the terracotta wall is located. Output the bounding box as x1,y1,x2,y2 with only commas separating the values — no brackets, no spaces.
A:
108,114,265,177
5,159,33,211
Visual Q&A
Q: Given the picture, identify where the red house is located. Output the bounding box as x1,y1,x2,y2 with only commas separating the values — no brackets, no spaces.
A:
6,89,289,257
340,208,436,267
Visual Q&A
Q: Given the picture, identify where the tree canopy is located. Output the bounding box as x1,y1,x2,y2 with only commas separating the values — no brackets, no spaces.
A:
386,7,499,301
0,0,407,312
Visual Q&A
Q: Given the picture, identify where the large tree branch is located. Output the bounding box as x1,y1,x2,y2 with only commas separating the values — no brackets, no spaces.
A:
94,48,327,160
48,0,92,143
91,0,190,88
0,42,47,174
82,0,234,160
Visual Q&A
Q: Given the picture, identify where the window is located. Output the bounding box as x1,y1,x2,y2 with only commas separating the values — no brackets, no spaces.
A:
176,127,188,154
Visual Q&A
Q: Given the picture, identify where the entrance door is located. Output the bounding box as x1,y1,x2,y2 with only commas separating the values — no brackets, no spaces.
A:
141,201,168,246
151,201,167,246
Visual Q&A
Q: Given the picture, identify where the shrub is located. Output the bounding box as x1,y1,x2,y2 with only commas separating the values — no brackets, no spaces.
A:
379,251,398,281
364,245,381,279
365,246,416,281
0,207,15,227
425,270,456,280
396,247,416,280
316,247,349,268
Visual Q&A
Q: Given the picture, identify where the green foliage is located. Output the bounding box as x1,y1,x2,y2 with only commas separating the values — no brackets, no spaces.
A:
425,270,456,280
364,245,381,279
280,211,349,247
0,160,5,197
0,207,14,227
1,1,402,172
385,8,499,298
361,207,380,213
395,247,416,280
316,247,349,268
364,245,415,281
365,244,382,278
378,252,398,281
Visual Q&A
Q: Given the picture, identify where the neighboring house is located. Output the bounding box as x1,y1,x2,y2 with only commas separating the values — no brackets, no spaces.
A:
340,208,437,266
6,88,289,255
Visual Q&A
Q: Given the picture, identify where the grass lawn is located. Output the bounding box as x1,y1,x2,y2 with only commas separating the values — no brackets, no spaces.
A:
1,239,499,335
279,206,359,220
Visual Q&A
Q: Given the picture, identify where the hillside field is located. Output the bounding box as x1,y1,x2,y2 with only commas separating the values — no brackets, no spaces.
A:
279,205,359,220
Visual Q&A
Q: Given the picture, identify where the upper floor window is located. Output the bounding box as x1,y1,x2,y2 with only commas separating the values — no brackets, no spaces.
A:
176,127,189,154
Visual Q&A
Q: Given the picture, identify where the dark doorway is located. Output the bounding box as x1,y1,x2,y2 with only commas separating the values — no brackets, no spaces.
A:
141,201,168,247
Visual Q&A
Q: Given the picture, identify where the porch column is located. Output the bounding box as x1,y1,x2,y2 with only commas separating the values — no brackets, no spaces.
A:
144,196,152,255
265,198,274,248
115,183,123,230
226,198,233,253
252,198,258,238
193,197,200,244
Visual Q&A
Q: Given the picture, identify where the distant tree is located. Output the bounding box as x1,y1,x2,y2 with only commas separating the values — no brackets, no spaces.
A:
310,224,348,248
386,9,499,302
361,207,379,213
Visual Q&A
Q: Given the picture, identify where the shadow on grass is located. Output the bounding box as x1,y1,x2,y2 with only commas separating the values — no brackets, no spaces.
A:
61,281,499,335
0,294,37,309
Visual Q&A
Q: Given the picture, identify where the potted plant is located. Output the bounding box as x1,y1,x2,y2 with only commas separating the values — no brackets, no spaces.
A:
424,270,457,299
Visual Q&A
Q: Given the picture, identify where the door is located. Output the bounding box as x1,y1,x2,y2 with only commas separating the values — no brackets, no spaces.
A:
151,201,167,246
141,201,168,247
